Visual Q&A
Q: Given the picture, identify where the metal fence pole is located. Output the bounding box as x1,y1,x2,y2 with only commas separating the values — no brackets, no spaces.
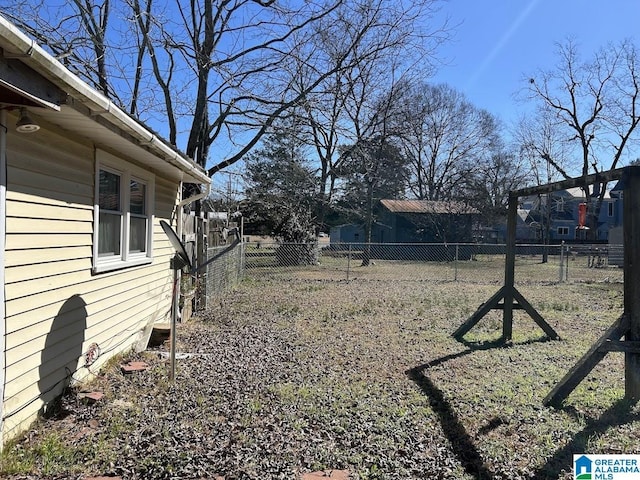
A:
559,241,565,282
454,244,459,282
347,244,351,281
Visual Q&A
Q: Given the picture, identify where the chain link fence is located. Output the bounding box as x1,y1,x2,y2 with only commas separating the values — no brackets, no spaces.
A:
200,243,245,307
242,242,624,285
199,241,623,306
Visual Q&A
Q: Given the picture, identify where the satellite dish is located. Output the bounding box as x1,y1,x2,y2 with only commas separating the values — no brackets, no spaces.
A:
160,220,192,271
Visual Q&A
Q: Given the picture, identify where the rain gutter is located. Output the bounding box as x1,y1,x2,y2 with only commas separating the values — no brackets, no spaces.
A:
0,15,210,185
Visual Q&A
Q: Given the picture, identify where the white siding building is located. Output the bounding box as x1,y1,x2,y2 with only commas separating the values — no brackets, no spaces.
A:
0,16,210,443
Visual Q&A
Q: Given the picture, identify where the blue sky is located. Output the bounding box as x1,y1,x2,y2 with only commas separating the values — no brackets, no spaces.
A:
214,0,640,196
430,0,640,128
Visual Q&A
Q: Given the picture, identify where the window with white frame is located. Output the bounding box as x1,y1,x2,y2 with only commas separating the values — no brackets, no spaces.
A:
557,226,569,236
94,150,154,272
553,196,564,213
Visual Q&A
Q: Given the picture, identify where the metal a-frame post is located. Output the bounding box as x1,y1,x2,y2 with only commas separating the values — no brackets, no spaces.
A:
452,193,560,342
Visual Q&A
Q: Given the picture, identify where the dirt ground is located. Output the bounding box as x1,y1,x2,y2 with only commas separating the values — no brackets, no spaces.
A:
2,276,638,479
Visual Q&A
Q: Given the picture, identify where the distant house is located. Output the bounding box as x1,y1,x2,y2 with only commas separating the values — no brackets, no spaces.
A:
0,17,210,444
330,199,479,244
608,179,626,265
516,185,621,242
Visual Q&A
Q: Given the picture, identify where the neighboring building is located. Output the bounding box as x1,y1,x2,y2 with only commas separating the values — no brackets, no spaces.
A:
330,199,479,244
329,223,370,244
0,17,210,444
515,185,621,243
608,179,626,266
378,199,479,243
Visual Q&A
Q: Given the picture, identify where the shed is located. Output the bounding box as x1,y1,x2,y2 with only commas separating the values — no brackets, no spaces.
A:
378,199,479,243
0,17,210,444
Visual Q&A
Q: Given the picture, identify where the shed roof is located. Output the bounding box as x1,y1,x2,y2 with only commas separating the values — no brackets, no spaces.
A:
0,16,210,185
380,199,479,215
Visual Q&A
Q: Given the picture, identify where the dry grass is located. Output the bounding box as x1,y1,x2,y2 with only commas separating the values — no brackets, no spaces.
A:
1,272,639,479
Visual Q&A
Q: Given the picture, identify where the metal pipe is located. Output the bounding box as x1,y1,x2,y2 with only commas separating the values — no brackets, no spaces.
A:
169,263,179,382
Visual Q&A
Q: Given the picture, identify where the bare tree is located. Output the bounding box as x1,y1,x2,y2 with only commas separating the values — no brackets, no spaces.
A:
525,39,640,238
2,0,125,99
513,105,576,260
514,105,575,185
288,0,449,231
397,82,501,201
2,0,449,177
466,148,529,225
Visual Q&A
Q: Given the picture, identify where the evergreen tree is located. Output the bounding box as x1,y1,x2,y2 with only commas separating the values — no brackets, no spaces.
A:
243,130,318,244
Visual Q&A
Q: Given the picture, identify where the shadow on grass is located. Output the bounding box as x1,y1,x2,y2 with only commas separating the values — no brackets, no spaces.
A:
422,335,553,370
406,363,494,479
405,336,560,480
533,398,640,479
458,334,554,351
409,339,638,480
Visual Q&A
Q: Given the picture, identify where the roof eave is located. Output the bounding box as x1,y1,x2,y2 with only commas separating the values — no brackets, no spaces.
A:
0,15,210,185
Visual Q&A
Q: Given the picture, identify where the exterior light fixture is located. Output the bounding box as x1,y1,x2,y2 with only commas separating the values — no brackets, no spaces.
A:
16,107,40,133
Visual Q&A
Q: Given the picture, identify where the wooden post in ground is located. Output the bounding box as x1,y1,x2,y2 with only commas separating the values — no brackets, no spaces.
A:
502,195,518,341
452,168,633,343
624,169,640,399
452,193,558,342
543,166,640,406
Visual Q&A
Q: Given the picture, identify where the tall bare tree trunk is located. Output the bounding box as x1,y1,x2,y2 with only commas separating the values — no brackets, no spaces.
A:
362,178,374,266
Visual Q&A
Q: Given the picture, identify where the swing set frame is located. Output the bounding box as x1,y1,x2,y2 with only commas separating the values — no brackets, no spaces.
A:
452,165,640,407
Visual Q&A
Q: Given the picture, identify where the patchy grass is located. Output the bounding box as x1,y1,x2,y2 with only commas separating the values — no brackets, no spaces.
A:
1,276,639,479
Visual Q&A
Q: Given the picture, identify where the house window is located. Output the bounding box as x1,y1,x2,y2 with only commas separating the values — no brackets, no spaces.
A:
129,179,147,253
554,196,564,212
608,202,614,217
557,226,569,236
94,150,154,273
98,169,122,257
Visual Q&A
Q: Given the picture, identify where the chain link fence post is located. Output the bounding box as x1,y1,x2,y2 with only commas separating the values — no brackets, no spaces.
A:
454,244,459,281
347,244,352,281
559,241,566,282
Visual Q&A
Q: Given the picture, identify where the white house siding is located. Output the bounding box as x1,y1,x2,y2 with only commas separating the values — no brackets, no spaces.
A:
2,125,179,442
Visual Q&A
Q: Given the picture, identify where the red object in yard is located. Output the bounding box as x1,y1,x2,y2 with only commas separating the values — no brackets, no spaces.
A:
120,361,149,373
578,202,587,228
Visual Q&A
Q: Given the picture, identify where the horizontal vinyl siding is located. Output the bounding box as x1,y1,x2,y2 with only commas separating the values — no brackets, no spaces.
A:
6,233,93,250
6,273,171,361
8,162,93,205
5,256,172,317
3,129,180,442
